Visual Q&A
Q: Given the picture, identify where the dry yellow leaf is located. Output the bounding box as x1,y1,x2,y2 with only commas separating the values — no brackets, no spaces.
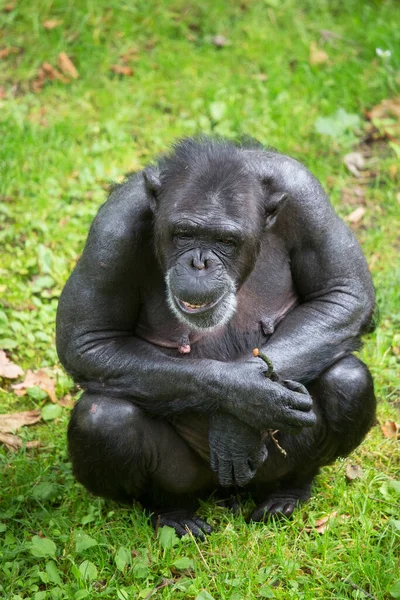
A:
58,52,79,79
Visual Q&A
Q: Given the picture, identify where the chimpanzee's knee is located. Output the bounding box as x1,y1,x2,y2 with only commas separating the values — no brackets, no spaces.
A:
315,355,376,456
68,393,148,502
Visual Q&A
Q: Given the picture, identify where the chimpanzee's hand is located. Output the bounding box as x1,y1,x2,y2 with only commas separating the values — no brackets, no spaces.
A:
219,359,316,432
209,412,268,487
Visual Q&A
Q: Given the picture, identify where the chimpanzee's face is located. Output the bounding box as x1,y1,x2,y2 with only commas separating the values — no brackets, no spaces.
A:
152,167,265,332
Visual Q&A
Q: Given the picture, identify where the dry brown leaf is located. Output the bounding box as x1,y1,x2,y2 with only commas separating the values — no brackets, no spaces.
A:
0,410,41,433
305,511,338,534
381,420,400,440
0,86,6,99
58,52,79,79
309,41,329,66
0,432,41,451
345,463,363,481
368,97,400,121
0,46,21,59
345,206,366,224
12,369,57,403
110,64,133,76
3,3,15,12
0,350,24,379
59,394,75,408
41,62,69,83
366,97,400,142
343,152,365,177
43,19,63,30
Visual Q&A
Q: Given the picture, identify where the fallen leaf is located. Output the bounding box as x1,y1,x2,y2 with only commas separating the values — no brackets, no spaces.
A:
43,19,63,30
110,65,133,76
368,97,400,121
41,62,69,83
0,410,42,433
309,41,329,66
344,206,366,224
389,164,398,179
12,369,57,403
3,3,15,12
0,350,24,379
0,432,41,451
305,511,338,534
366,97,400,142
0,46,21,59
110,64,133,76
59,394,74,408
0,86,6,99
58,52,79,79
381,420,400,440
212,35,231,48
345,463,363,481
343,152,365,177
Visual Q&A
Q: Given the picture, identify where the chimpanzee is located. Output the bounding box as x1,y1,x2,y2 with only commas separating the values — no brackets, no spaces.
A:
56,136,376,538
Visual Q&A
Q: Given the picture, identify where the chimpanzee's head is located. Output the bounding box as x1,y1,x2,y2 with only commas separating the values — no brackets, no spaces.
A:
144,137,286,332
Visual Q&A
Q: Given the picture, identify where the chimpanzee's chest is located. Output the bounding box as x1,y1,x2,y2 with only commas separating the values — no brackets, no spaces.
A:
135,235,298,360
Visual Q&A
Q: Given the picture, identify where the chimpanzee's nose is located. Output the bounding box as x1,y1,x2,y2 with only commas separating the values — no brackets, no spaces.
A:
191,250,207,270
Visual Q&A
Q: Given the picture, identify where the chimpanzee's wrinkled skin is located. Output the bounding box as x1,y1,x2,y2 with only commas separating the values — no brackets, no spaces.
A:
57,137,376,538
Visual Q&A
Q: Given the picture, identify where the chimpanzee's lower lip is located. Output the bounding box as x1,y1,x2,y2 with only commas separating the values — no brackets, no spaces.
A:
175,296,223,314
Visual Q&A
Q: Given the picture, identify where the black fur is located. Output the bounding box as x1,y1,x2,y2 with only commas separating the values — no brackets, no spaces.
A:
57,136,376,538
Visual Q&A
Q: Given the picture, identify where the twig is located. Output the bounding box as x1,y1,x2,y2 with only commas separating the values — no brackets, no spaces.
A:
144,578,174,599
268,429,288,458
253,348,287,458
253,348,276,379
342,577,378,600
368,496,400,509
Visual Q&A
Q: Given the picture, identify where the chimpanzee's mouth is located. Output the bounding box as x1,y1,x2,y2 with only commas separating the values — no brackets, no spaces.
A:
175,296,223,315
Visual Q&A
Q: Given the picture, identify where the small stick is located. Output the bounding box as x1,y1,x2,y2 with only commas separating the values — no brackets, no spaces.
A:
253,347,275,378
268,429,287,458
253,348,287,458
342,577,378,600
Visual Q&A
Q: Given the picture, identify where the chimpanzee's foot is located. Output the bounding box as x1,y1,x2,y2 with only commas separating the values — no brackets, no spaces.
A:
250,480,313,522
150,509,213,539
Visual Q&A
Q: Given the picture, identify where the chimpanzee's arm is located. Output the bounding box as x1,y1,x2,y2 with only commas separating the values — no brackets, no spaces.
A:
56,173,223,416
248,151,375,383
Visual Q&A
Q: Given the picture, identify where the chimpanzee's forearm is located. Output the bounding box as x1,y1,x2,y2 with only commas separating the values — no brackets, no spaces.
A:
262,287,375,384
57,328,227,417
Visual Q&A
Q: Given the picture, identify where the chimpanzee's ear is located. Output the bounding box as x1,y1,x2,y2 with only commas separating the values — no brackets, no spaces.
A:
143,167,162,213
261,178,288,227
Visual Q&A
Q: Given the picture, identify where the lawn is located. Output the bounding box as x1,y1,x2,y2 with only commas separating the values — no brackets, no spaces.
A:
0,0,399,598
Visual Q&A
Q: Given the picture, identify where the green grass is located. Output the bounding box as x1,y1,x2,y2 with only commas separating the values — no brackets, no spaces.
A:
1,0,399,598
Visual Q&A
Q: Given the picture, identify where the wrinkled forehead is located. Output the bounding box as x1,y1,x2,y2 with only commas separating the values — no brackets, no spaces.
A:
159,173,263,227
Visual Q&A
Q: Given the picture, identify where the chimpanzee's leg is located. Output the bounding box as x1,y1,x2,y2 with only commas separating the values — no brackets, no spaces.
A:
250,355,376,521
68,394,216,537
